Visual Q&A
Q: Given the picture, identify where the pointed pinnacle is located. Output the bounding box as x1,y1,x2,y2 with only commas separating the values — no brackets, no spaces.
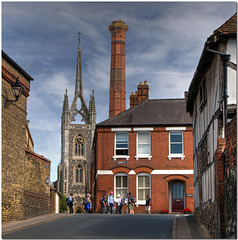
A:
78,31,82,42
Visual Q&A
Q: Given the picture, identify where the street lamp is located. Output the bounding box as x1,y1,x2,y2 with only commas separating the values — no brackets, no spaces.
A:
10,76,24,102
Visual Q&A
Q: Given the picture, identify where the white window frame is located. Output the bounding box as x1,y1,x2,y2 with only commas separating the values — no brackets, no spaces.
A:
168,131,185,160
136,173,151,205
113,132,130,160
114,173,128,199
135,131,152,160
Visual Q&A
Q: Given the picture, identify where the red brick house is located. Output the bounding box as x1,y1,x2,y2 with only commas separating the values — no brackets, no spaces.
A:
91,19,194,214
92,96,194,213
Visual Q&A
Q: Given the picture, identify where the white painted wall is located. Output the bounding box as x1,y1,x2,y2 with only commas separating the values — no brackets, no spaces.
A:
227,39,237,105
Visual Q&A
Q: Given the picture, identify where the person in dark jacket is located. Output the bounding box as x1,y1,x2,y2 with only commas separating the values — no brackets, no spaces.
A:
68,193,74,213
101,194,108,214
145,195,152,214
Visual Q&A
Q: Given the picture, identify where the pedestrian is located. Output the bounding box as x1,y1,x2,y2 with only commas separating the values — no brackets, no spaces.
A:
107,191,114,214
84,193,92,213
68,193,74,213
101,194,108,214
116,194,123,214
145,195,152,214
126,193,129,214
128,192,135,214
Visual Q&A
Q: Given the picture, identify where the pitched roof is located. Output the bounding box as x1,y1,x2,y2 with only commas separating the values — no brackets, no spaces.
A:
97,99,192,127
186,13,237,114
208,13,237,40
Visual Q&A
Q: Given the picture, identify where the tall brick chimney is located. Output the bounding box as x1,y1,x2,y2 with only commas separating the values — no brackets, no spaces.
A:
130,81,149,108
109,20,128,118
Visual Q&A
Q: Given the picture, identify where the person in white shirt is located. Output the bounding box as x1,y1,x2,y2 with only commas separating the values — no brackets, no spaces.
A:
107,191,114,214
116,194,123,214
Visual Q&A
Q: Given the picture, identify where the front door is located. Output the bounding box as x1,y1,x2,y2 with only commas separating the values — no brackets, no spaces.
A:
172,183,184,212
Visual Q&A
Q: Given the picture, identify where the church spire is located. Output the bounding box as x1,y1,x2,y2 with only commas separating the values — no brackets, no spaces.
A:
75,32,83,95
69,33,89,124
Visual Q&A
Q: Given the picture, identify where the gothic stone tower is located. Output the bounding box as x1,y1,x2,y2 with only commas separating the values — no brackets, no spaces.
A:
58,34,96,212
109,20,128,118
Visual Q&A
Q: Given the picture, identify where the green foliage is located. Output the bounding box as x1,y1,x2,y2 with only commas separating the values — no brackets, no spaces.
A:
59,192,68,213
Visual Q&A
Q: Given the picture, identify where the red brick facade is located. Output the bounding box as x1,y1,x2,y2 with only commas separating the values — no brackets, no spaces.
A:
92,125,194,213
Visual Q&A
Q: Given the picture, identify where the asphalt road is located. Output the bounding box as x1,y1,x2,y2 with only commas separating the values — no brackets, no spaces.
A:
3,214,175,239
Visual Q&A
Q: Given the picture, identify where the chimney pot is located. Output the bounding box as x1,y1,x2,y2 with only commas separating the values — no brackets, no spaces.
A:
139,82,143,85
144,81,148,85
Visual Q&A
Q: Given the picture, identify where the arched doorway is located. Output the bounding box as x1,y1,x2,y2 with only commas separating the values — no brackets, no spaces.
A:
169,180,185,212
74,204,85,213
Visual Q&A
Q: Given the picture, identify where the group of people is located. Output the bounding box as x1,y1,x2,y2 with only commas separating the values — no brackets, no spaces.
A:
67,192,152,214
100,191,125,214
100,192,152,215
66,193,92,214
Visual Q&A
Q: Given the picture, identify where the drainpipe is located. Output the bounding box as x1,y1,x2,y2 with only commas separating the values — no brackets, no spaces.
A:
206,47,230,138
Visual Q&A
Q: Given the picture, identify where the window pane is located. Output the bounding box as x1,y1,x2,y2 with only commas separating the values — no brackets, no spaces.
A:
138,133,150,144
76,169,79,182
144,176,150,187
171,143,182,154
116,176,121,187
138,144,150,154
145,189,150,198
180,186,184,199
80,168,83,182
116,143,128,148
116,133,128,143
170,132,182,142
121,189,127,198
116,149,128,155
138,189,143,201
138,176,143,187
173,185,177,198
123,176,127,187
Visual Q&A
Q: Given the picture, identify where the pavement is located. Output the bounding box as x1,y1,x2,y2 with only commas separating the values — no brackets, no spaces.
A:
2,213,211,238
174,214,211,239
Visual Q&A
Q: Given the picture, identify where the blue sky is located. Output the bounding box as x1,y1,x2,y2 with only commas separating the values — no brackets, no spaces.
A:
2,1,236,182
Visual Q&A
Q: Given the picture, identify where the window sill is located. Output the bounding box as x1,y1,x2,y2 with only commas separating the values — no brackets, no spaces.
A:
135,155,152,160
135,201,146,206
168,154,185,160
113,155,130,161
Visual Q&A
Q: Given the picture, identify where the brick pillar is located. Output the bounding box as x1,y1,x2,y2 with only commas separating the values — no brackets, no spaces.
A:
109,20,128,118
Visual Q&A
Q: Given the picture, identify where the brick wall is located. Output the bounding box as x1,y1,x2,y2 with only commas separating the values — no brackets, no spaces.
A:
2,53,51,223
2,62,28,222
224,115,237,238
24,150,51,218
